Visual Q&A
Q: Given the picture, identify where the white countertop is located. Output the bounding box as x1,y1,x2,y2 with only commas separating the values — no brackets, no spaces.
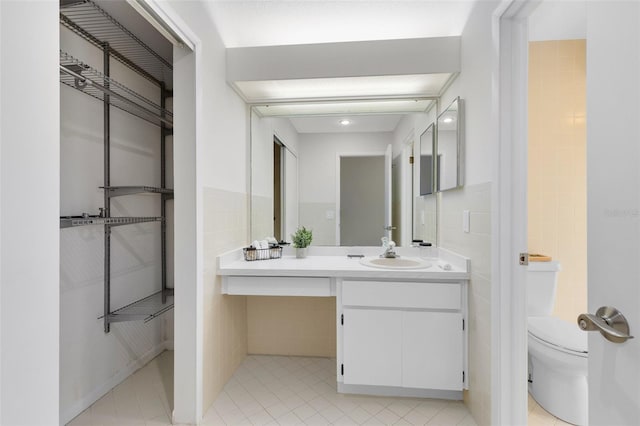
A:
217,246,470,281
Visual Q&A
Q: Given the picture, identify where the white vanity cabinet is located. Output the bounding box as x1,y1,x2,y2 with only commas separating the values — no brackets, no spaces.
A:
339,279,467,398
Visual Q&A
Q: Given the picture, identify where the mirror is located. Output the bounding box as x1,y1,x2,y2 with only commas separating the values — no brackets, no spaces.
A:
436,97,463,191
250,105,437,247
419,124,435,196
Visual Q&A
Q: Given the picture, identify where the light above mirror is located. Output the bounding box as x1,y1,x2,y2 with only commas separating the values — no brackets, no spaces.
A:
253,98,435,117
235,74,453,103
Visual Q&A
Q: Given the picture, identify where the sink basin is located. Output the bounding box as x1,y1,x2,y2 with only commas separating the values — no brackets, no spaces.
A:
360,257,432,270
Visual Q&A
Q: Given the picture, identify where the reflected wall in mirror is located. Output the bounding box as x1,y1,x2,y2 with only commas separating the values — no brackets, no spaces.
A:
419,124,435,196
250,103,438,247
437,97,464,192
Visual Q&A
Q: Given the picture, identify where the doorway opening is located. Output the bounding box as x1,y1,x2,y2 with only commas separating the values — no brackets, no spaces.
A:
273,137,283,241
337,154,385,246
525,3,587,425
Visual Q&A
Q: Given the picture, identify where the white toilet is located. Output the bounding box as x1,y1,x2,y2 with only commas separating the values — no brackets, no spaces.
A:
527,261,587,426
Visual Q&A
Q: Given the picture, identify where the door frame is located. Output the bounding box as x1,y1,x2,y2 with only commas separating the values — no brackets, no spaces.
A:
401,138,414,247
131,1,202,424
335,151,386,246
492,0,539,424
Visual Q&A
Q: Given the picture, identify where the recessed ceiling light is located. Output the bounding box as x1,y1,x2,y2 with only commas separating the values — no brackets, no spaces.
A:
443,117,454,123
340,119,351,125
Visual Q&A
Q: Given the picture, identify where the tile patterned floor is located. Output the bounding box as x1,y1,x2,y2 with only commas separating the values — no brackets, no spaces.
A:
68,350,174,426
205,355,476,426
527,393,573,426
68,351,478,425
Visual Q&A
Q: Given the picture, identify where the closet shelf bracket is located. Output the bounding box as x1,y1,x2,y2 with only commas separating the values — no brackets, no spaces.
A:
60,216,163,229
102,186,174,199
101,289,174,324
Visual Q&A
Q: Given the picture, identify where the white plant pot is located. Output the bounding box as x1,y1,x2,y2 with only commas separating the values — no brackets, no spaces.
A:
296,247,308,258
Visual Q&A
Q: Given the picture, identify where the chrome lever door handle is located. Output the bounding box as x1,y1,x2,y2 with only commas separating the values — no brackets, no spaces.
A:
577,306,634,343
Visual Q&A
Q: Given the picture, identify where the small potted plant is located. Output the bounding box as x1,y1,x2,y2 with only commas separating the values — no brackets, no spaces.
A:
291,226,313,258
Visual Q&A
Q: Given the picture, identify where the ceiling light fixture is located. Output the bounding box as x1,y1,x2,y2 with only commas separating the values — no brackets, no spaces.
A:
443,117,454,123
340,119,351,125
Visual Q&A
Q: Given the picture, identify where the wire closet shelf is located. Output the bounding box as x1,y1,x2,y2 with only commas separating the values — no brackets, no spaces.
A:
59,0,174,331
60,0,173,85
60,51,173,128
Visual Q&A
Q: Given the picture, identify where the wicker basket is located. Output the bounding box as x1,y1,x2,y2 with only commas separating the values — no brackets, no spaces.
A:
243,245,283,261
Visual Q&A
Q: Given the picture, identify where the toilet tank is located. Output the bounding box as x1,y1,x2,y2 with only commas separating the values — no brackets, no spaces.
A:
526,261,561,316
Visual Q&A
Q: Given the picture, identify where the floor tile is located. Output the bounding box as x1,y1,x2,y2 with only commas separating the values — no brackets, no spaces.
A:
67,352,480,426
373,408,401,425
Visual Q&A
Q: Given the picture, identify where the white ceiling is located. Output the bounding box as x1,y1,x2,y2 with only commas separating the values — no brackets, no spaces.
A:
208,1,473,111
290,114,404,134
529,0,586,42
204,0,476,48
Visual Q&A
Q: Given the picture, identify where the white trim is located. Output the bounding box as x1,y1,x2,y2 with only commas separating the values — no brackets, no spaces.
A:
127,0,196,50
335,151,386,246
140,2,203,424
0,2,3,421
401,133,414,247
194,36,205,425
492,0,539,424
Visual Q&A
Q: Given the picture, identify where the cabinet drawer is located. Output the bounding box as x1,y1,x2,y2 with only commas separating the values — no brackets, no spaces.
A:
342,280,461,309
225,276,331,296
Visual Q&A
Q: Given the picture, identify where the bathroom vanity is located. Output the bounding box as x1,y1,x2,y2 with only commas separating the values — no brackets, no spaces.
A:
217,246,470,400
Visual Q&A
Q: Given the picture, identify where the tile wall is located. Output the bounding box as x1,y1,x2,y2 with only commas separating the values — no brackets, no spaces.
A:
251,195,273,241
528,40,587,323
438,182,492,426
247,296,336,357
203,187,250,409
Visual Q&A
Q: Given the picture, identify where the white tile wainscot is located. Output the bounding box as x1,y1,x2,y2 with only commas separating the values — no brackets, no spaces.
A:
217,246,470,400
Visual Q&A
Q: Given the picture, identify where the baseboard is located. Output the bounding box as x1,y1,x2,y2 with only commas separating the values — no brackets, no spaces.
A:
61,342,167,425
337,383,463,400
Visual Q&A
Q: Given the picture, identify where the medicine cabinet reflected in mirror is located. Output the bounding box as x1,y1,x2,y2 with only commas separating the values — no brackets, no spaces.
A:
419,123,435,196
436,97,464,192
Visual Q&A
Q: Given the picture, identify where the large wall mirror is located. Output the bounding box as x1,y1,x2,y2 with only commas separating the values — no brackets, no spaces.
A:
436,97,464,191
249,101,438,247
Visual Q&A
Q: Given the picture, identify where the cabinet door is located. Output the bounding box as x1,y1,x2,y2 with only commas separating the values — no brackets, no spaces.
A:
343,308,402,386
402,311,463,391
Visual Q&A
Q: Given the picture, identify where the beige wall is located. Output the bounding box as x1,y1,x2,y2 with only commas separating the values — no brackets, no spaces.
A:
247,297,336,357
203,187,249,409
528,40,587,323
439,182,492,426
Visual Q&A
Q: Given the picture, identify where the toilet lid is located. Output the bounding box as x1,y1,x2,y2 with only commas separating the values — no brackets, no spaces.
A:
528,317,588,353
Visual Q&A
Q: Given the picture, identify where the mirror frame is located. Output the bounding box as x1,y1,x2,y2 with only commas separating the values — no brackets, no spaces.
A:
436,97,464,192
249,101,442,246
419,123,435,196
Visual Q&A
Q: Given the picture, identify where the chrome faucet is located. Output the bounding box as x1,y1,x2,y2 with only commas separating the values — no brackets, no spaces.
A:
380,237,398,258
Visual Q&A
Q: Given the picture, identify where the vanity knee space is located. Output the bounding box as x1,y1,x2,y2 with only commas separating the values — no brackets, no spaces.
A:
337,279,468,399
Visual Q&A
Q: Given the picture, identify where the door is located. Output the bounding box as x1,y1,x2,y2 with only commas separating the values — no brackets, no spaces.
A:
402,311,463,391
339,155,385,246
342,308,402,386
503,2,640,423
273,140,282,240
585,3,639,423
384,144,393,240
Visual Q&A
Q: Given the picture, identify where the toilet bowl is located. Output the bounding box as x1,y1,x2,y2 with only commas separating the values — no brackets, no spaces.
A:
526,261,588,426
528,316,588,425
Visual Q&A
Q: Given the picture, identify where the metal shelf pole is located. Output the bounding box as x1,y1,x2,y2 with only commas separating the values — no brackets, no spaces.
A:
161,83,168,304
103,42,111,333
